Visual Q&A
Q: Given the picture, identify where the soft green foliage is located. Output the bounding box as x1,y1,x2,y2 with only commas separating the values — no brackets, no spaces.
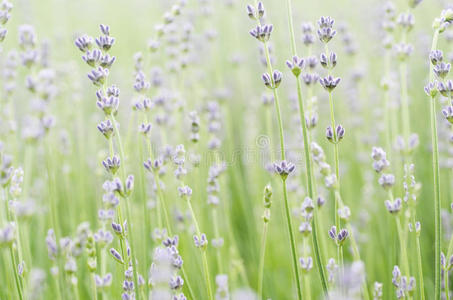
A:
0,0,453,299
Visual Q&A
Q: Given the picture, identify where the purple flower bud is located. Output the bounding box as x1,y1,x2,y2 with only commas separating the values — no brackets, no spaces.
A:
434,62,451,79
273,160,295,180
438,80,453,98
319,75,341,92
87,67,109,86
430,50,443,65
110,248,124,264
75,35,93,52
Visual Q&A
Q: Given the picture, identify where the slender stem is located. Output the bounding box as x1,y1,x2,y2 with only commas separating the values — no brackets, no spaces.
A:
91,273,98,300
400,60,411,143
302,237,312,300
446,269,450,300
257,220,269,299
294,51,328,296
428,29,441,300
282,179,303,300
253,4,302,297
212,207,223,274
9,246,23,300
328,92,340,183
110,114,140,300
296,68,329,297
415,233,425,300
395,216,409,275
187,199,213,300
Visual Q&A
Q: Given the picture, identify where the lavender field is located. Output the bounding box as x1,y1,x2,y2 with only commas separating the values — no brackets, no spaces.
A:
0,0,453,299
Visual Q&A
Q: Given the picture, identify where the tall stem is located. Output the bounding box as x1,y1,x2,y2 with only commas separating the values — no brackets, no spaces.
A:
285,0,328,295
187,199,213,300
282,179,303,300
251,3,302,297
110,114,140,300
9,246,23,300
447,269,451,300
428,29,441,300
257,220,269,299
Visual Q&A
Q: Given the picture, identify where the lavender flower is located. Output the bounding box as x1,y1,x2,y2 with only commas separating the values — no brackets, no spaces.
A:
75,35,93,52
262,70,282,89
317,16,336,43
249,24,273,42
320,52,337,69
438,80,453,97
286,56,305,77
433,62,451,79
319,75,341,92
87,67,109,86
385,198,402,214
328,226,349,245
273,160,295,179
193,233,208,249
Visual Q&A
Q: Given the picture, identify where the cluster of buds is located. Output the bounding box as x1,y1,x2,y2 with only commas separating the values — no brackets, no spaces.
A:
250,24,273,43
384,197,402,214
189,111,200,143
262,184,272,223
286,55,305,77
433,9,453,34
317,16,336,43
371,147,395,190
319,75,341,92
299,197,314,237
299,256,313,273
328,226,349,246
75,25,115,86
0,1,12,42
381,2,396,49
273,160,295,180
262,70,282,89
301,23,315,46
391,266,416,299
311,142,337,189
193,233,208,250
246,2,264,20
149,240,185,299
371,147,390,173
325,124,345,144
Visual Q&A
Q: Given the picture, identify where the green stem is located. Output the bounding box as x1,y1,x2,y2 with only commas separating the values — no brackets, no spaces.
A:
257,220,269,299
282,179,303,300
429,28,441,300
212,207,223,274
110,114,140,300
302,237,312,300
295,64,328,297
413,216,425,300
395,216,409,276
92,273,98,300
253,4,302,297
400,60,411,144
9,246,23,300
187,199,213,300
446,269,450,300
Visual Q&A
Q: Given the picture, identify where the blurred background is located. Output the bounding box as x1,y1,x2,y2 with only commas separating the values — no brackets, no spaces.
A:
0,0,452,299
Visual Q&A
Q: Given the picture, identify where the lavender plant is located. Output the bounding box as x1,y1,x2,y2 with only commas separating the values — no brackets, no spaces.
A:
1,1,453,299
